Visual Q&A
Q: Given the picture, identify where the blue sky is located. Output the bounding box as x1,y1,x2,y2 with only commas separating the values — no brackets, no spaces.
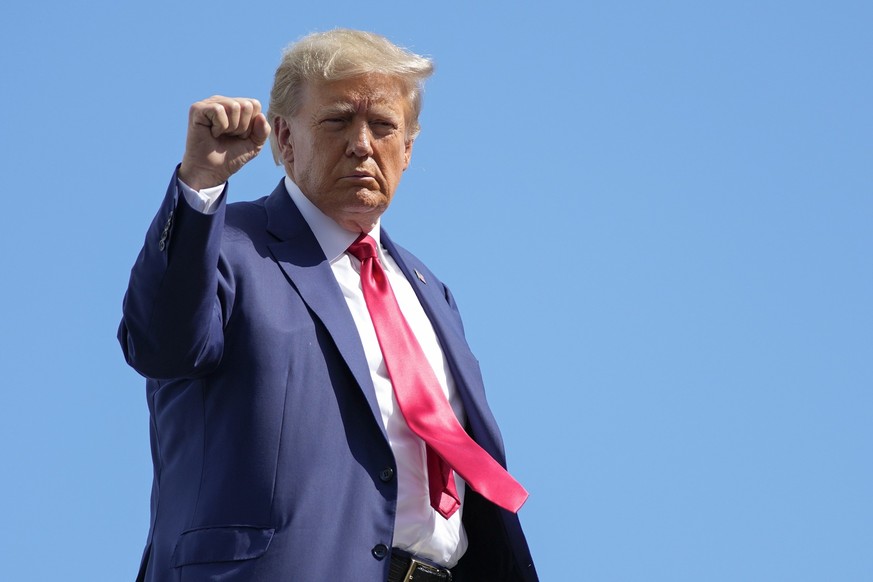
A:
1,1,871,580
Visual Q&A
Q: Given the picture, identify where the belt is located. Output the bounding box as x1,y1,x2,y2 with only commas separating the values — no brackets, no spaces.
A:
387,548,453,582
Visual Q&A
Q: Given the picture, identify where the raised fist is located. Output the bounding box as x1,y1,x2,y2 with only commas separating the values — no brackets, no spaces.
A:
178,96,271,191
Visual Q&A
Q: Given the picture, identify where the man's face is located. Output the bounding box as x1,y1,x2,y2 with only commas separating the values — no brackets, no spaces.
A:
276,74,414,233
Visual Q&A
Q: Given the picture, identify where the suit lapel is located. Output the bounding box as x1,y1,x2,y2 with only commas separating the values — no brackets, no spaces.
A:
263,183,387,442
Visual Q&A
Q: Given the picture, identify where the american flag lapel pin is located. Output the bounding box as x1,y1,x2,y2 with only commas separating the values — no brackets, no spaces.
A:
414,269,427,285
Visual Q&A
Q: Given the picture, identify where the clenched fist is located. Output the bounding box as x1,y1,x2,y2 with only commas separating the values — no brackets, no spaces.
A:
178,96,271,191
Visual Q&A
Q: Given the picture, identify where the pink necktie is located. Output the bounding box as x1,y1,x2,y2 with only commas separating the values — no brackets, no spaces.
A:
348,234,528,518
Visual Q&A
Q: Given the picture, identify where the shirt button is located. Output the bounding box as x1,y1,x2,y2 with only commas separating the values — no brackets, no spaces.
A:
372,544,389,560
379,467,394,482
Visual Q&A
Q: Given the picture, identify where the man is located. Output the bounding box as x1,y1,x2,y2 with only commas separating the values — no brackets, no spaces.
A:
119,29,537,581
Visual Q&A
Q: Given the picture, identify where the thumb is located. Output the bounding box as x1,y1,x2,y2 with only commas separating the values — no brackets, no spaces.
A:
251,114,271,147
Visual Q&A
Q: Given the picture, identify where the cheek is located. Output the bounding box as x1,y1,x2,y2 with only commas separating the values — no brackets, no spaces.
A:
304,159,335,193
391,152,409,178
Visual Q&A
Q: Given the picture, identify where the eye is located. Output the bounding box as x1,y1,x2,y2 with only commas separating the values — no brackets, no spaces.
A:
370,120,398,136
321,117,347,129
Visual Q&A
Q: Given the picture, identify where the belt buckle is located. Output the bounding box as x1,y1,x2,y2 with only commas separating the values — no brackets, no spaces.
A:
403,556,451,582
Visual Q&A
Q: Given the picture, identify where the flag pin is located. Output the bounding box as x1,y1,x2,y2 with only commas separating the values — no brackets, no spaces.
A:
414,269,427,284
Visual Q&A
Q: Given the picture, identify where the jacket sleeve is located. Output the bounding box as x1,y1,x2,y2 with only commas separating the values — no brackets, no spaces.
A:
118,167,234,380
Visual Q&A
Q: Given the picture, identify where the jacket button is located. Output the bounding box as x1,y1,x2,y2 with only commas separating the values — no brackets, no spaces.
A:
379,468,394,482
372,544,389,560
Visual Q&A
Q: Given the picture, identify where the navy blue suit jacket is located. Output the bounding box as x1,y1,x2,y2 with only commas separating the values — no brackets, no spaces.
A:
119,171,537,581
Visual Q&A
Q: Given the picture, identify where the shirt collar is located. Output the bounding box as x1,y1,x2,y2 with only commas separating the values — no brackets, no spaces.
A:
284,176,382,263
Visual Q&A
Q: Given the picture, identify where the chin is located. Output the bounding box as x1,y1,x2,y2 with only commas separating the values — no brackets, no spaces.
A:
352,187,390,208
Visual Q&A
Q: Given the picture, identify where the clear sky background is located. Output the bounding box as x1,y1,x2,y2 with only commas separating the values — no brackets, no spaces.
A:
1,1,870,580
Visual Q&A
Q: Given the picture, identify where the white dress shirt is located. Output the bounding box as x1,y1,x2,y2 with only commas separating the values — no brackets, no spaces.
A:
180,177,468,567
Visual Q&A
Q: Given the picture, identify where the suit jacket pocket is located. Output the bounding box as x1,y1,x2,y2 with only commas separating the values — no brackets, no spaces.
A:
172,525,275,567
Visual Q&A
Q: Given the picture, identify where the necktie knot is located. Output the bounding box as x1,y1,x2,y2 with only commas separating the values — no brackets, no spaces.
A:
348,233,378,262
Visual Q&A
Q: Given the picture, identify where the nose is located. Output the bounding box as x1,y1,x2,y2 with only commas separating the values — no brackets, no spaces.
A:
346,122,373,158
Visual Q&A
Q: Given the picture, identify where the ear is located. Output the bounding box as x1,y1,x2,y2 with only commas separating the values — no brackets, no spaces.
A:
274,117,294,164
403,138,414,171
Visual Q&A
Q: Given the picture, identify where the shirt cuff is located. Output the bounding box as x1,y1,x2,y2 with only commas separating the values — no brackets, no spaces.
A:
178,178,226,215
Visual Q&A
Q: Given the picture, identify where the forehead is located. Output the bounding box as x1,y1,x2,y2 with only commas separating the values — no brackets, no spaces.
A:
300,74,410,114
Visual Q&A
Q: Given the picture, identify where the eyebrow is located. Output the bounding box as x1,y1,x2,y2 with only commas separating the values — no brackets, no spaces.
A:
318,103,357,117
318,100,403,119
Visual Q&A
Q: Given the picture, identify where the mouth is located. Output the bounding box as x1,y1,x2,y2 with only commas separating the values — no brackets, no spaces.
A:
341,172,379,187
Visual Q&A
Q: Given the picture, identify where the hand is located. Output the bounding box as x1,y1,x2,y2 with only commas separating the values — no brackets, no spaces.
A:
178,96,271,191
